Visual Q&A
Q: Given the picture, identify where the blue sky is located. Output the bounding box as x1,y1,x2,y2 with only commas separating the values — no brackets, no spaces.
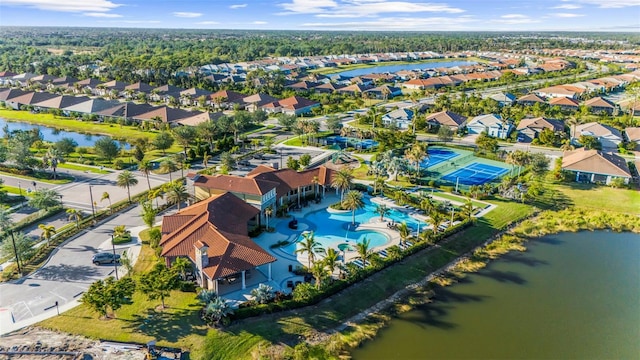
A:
0,0,638,31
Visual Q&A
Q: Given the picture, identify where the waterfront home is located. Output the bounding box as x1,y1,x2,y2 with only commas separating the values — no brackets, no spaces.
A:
466,114,513,139
572,122,623,149
160,192,276,293
33,95,91,113
561,148,631,185
0,88,32,109
382,108,414,130
2,91,59,110
425,110,467,132
515,117,565,142
132,105,195,125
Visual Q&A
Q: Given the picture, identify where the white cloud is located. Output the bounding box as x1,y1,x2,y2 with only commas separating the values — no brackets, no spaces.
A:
278,0,464,17
301,15,476,30
109,20,161,24
1,0,121,12
551,13,584,17
574,0,640,8
491,14,539,24
197,21,220,25
172,12,202,18
552,4,582,9
83,12,122,18
253,21,268,24
229,4,247,9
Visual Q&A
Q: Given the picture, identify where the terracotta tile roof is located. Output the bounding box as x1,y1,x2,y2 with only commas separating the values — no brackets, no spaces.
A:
516,117,564,132
584,97,616,109
266,95,319,111
247,165,334,200
624,127,640,142
517,93,546,103
194,174,278,196
549,97,580,107
562,148,631,178
160,193,275,280
210,90,246,103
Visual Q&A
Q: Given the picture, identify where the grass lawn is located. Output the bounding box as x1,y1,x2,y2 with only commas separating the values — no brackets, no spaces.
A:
2,185,29,196
553,183,640,214
0,109,157,141
0,171,71,184
426,191,486,208
58,162,111,174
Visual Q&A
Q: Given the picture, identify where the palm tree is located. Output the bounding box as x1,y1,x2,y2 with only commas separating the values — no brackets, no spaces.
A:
38,224,56,247
397,221,411,248
355,237,374,268
43,147,64,180
116,170,138,203
406,142,427,180
171,256,192,280
159,159,178,182
295,231,323,268
462,198,475,223
138,160,153,190
324,247,340,279
264,206,273,230
342,190,364,226
149,187,165,209
331,168,354,202
312,175,320,200
374,204,390,222
202,152,211,169
101,192,112,214
66,208,82,228
165,181,189,211
429,209,445,233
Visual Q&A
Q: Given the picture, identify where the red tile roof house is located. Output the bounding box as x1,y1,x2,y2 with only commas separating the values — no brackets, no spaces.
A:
561,148,632,185
160,192,276,293
261,96,320,116
515,117,565,143
583,96,617,115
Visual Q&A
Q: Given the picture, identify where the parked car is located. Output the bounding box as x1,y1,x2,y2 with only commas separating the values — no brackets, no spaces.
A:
92,252,121,265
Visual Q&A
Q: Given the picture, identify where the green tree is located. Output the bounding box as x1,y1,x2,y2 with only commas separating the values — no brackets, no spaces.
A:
28,189,61,210
101,191,112,214
219,151,234,173
164,180,189,211
325,115,343,133
94,137,120,161
0,231,34,271
462,199,475,222
38,224,56,247
138,262,180,309
397,221,411,248
437,126,454,143
331,168,353,202
342,190,364,226
152,131,174,155
172,126,197,155
475,133,499,153
42,147,65,180
295,231,323,268
310,261,327,290
138,160,153,190
54,138,77,156
375,204,390,222
277,113,297,129
81,276,136,318
159,158,178,182
140,200,157,229
299,153,312,168
286,156,300,171
578,135,601,150
171,256,192,281
116,170,139,203
323,247,340,279
355,237,374,268
66,208,83,228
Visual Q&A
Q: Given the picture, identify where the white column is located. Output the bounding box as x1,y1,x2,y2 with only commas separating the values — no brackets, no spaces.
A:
575,171,580,182
214,279,218,293
241,270,246,289
268,263,272,281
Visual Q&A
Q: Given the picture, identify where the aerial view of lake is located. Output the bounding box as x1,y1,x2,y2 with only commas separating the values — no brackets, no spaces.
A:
334,60,477,78
351,231,640,359
0,117,130,149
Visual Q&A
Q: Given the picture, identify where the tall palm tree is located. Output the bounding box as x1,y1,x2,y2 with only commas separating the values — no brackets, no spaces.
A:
38,224,56,247
264,206,273,230
342,190,364,226
202,152,211,169
331,168,354,202
43,147,64,180
462,198,475,223
66,208,82,228
355,237,374,268
101,192,112,214
117,170,138,203
310,261,326,290
429,209,445,233
323,248,340,278
397,221,411,248
149,187,165,209
159,158,178,182
312,175,320,200
138,160,153,190
374,204,390,222
295,231,323,268
165,181,189,211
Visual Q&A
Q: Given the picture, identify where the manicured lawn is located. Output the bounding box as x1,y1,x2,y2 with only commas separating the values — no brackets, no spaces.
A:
58,162,111,174
553,183,640,214
0,109,158,140
0,171,71,184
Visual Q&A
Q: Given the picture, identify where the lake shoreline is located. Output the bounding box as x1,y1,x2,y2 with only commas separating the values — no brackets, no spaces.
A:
322,207,640,356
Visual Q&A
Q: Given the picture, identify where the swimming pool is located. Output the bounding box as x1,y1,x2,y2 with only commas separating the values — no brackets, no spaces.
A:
323,136,379,150
281,197,425,254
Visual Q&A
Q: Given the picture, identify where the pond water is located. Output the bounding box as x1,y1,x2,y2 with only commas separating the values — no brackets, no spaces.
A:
351,231,640,359
334,60,477,78
0,117,130,149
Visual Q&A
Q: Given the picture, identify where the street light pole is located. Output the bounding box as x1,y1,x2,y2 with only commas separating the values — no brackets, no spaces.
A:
17,181,23,206
450,206,455,226
111,234,119,280
10,231,22,274
89,185,96,222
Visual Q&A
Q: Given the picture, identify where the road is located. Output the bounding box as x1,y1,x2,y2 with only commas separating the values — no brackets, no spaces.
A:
0,204,153,335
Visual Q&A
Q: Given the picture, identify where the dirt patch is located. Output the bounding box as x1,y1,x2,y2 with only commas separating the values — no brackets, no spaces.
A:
0,327,147,359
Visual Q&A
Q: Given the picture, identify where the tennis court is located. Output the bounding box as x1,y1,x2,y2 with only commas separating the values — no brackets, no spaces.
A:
421,147,460,168
441,162,509,186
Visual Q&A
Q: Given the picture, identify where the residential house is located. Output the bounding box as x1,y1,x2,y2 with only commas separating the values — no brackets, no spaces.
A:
2,91,59,110
123,82,154,98
31,95,90,113
363,85,402,100
73,78,103,95
548,96,580,112
243,93,279,112
261,96,320,116
517,93,546,106
285,80,322,92
572,122,623,149
335,83,372,96
160,192,276,292
535,85,580,99
487,92,516,107
584,97,617,115
176,111,225,127
97,80,129,97
515,117,565,142
133,105,195,125
424,110,467,131
61,98,122,116
382,108,414,130
208,90,246,110
0,89,32,109
466,114,513,139
179,88,212,106
623,127,640,150
561,148,632,185
9,73,38,86
150,84,184,103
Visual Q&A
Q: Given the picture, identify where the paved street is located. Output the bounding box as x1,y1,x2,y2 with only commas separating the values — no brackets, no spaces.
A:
0,204,153,335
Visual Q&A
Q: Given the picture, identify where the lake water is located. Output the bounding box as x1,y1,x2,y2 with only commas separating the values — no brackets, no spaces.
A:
334,60,477,78
351,231,640,359
0,117,130,149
